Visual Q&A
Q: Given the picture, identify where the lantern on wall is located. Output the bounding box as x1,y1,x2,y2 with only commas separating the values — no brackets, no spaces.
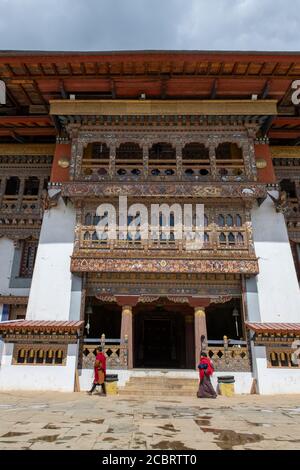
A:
232,306,240,337
85,302,93,335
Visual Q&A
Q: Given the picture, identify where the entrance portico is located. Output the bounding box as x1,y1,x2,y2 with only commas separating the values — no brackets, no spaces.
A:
82,288,248,373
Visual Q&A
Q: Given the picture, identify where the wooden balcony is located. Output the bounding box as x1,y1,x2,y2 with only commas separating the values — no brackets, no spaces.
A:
78,226,250,256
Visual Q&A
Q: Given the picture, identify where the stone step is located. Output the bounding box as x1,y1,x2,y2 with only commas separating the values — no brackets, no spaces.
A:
128,378,198,384
119,376,199,397
123,383,197,390
118,388,198,397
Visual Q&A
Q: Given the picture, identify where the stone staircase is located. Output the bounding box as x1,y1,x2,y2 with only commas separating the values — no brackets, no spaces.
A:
118,376,199,397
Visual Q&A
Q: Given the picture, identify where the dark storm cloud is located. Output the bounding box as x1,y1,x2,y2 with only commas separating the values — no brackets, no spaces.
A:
0,0,299,51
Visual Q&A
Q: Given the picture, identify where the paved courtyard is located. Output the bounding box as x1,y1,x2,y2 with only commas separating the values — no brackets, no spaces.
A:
0,391,300,450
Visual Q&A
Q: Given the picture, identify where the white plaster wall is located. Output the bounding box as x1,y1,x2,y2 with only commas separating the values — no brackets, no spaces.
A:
79,369,253,394
0,343,77,392
26,198,77,321
0,237,30,296
253,345,300,394
251,193,300,323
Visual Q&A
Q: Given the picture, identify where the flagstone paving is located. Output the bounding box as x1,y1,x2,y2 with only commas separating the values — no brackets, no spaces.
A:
0,391,300,450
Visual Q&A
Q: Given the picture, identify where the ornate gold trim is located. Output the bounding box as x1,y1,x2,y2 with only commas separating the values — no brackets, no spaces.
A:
271,146,300,159
50,99,277,117
0,144,55,155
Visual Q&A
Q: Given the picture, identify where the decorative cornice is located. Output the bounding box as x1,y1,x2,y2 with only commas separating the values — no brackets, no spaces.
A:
61,181,267,199
71,257,259,275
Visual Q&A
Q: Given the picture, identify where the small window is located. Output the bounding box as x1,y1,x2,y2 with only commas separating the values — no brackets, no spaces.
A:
5,176,20,195
226,215,233,226
19,240,38,278
24,177,39,196
219,232,226,244
236,214,242,227
218,215,225,227
85,213,93,225
228,232,235,245
237,232,244,244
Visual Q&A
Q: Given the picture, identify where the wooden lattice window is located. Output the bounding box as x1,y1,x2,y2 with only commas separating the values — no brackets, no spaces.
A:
19,239,38,278
13,344,67,366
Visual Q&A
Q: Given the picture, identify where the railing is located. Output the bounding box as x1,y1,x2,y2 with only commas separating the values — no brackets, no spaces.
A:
82,334,128,370
0,195,40,214
79,155,247,182
207,337,251,372
79,226,249,253
216,159,245,180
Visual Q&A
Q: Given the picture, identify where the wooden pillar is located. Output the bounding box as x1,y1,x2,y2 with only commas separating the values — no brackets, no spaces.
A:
17,177,25,210
142,144,148,179
176,144,183,179
0,176,7,206
208,143,217,180
121,305,133,369
194,307,207,368
109,144,116,179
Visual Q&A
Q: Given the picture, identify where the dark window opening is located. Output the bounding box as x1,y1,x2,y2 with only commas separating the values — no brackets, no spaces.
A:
149,143,176,161
216,143,242,160
182,143,209,160
24,177,39,196
280,179,297,199
5,176,20,195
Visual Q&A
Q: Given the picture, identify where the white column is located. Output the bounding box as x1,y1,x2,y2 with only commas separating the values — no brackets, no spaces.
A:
251,192,300,322
246,193,300,394
26,197,79,321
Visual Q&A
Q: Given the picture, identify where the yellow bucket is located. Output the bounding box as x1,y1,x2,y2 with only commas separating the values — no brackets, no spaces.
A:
106,381,118,395
219,382,234,397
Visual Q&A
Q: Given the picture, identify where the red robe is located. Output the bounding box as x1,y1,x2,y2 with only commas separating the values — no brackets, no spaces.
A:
93,352,106,384
198,356,214,381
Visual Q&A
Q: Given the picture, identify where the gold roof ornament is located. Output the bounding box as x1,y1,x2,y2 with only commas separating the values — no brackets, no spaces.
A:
58,157,70,168
256,158,267,169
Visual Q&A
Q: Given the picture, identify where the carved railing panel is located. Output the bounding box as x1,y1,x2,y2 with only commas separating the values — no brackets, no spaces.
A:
82,341,128,370
207,340,251,372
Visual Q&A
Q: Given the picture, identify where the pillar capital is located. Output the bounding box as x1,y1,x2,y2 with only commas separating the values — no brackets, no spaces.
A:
194,306,206,317
122,305,133,315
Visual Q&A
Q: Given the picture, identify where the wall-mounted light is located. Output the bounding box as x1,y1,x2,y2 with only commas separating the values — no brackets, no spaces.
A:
85,302,93,335
232,307,240,337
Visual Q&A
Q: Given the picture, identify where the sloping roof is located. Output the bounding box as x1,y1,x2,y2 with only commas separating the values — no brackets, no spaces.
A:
246,322,300,334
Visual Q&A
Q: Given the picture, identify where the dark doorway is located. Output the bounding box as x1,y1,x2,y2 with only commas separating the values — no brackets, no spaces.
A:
134,304,192,368
206,298,244,340
143,317,172,367
86,299,121,339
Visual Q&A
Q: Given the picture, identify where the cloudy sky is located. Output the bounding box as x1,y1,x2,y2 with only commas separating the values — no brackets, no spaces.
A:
0,0,299,51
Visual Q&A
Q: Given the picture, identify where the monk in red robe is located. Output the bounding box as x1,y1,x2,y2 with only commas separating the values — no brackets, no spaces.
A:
88,347,107,396
197,353,217,398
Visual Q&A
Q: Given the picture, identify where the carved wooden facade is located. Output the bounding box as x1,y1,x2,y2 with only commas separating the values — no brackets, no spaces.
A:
0,147,53,241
